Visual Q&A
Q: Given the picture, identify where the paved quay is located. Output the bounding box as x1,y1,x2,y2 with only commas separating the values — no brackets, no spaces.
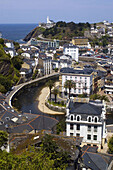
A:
37,82,65,115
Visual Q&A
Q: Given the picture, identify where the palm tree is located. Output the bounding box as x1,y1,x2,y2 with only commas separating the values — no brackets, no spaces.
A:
52,88,59,103
46,80,55,100
64,80,76,99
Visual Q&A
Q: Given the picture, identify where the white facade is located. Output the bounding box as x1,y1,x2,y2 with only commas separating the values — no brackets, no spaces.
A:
104,75,113,94
63,44,79,62
43,57,52,75
5,42,14,49
4,48,16,58
21,46,31,51
66,100,107,149
60,61,72,69
21,52,31,58
47,16,54,24
60,68,93,96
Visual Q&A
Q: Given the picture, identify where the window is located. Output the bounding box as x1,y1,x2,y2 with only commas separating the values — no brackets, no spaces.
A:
78,89,81,93
80,77,82,80
71,115,74,121
74,89,76,93
94,126,97,132
70,76,72,80
87,134,91,140
76,133,80,137
94,117,98,123
70,124,74,130
79,83,81,87
75,77,77,80
88,117,92,122
87,144,91,146
77,116,80,121
93,135,97,140
76,124,80,130
70,133,73,136
88,125,91,132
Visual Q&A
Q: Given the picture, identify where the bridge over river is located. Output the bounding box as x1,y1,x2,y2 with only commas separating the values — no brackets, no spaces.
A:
5,72,59,107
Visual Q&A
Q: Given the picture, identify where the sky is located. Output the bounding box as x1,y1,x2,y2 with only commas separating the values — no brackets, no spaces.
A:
0,0,113,24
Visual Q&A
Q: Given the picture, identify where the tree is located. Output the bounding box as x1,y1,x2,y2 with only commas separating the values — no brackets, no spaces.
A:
64,80,76,99
11,55,23,70
90,94,109,102
32,70,38,80
108,136,113,153
41,134,58,153
0,38,4,47
46,80,55,100
13,42,20,51
52,88,59,103
94,23,96,29
0,131,8,149
0,148,55,170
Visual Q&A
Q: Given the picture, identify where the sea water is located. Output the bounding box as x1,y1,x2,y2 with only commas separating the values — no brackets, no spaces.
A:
0,23,37,42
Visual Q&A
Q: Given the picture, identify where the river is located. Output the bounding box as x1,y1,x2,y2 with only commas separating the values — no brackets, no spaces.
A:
12,82,65,121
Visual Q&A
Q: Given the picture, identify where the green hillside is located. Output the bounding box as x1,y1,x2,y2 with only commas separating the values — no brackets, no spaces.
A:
43,21,91,40
0,39,22,93
24,21,91,41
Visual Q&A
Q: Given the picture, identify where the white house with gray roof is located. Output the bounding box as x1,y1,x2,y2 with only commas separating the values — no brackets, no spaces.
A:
63,44,79,62
59,67,94,97
66,99,107,150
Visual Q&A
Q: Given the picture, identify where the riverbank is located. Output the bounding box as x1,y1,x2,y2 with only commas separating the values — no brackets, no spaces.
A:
37,82,65,115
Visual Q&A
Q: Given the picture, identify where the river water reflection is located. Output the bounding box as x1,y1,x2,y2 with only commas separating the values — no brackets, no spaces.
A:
12,83,65,121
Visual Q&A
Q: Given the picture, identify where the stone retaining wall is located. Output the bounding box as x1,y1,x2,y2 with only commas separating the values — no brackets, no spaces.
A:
45,101,66,113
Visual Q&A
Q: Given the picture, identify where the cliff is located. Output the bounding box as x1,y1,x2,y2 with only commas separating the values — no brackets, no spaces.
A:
23,27,46,42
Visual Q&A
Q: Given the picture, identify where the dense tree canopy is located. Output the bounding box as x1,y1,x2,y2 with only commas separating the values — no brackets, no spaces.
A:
0,134,70,169
43,21,91,40
108,136,113,154
0,43,22,93
0,131,8,149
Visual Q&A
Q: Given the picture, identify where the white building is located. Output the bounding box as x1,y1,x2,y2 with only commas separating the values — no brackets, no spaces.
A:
103,20,110,26
4,39,15,58
104,74,113,94
63,44,79,62
21,45,31,51
52,60,60,70
66,99,107,150
21,50,39,59
47,16,54,24
4,47,16,58
4,40,14,49
38,56,52,75
59,67,94,97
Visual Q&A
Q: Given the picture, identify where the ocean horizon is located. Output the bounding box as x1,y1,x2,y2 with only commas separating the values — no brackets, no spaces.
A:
0,23,38,42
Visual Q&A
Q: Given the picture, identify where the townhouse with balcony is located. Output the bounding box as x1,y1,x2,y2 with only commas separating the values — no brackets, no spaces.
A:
104,74,113,94
37,56,52,75
66,99,107,150
59,67,94,97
